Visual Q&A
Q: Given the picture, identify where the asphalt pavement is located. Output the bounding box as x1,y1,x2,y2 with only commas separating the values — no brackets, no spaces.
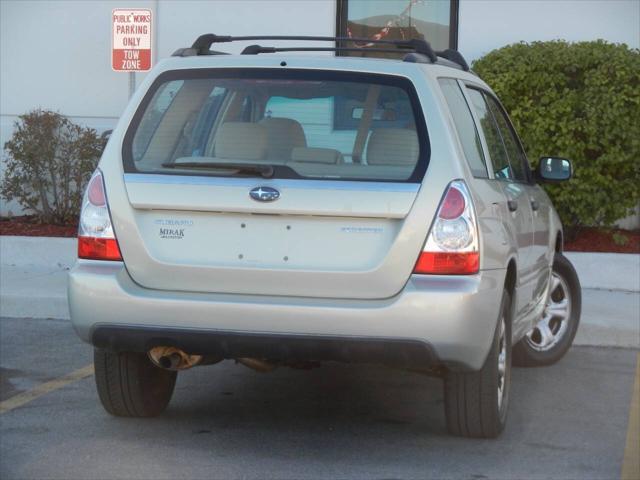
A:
0,316,638,480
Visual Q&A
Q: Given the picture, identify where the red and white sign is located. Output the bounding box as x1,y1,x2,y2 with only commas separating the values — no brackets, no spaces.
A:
112,9,152,71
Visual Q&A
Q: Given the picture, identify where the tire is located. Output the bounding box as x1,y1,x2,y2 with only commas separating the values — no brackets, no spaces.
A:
94,348,177,417
444,290,512,438
513,253,581,367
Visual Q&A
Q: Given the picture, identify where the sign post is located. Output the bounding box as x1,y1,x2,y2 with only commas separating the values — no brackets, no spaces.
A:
112,9,152,97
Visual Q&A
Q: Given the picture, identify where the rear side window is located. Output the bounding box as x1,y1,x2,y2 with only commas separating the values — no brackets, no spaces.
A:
123,69,429,183
438,79,487,178
466,88,513,180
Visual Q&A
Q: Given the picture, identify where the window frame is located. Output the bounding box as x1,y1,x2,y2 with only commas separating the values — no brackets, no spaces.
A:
122,68,431,184
335,0,459,54
462,82,533,185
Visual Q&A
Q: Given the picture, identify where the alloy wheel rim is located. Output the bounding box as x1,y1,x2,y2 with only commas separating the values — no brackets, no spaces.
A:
526,272,571,352
497,315,507,410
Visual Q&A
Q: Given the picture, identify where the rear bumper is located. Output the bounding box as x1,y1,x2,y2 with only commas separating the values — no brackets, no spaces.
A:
92,326,437,369
68,262,506,371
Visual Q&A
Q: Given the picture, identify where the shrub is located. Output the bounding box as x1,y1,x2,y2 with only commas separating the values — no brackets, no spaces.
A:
473,40,640,229
1,109,104,224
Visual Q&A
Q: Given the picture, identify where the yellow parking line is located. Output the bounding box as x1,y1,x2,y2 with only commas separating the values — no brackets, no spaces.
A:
0,364,94,415
622,353,640,480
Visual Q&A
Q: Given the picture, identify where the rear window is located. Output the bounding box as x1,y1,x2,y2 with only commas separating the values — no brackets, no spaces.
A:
123,69,429,183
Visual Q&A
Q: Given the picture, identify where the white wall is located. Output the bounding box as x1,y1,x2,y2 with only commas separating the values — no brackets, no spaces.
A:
1,0,638,221
458,0,640,62
0,0,335,215
0,0,149,214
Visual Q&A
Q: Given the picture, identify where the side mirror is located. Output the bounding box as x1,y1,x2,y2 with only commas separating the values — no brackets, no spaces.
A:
537,157,572,182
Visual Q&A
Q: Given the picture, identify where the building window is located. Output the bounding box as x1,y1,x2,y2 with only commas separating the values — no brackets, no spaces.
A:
336,0,458,56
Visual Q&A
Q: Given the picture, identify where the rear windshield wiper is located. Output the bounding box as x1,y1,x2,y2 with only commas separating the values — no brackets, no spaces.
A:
162,161,274,178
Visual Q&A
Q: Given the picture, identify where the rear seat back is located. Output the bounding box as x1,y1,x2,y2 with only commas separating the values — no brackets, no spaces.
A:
366,128,419,166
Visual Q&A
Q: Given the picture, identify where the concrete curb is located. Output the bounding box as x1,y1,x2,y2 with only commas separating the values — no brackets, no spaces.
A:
564,252,640,292
0,236,638,349
0,236,74,319
0,236,76,269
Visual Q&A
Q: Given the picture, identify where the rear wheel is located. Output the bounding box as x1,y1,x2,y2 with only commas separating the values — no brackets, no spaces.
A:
444,290,512,438
94,348,177,417
513,253,581,367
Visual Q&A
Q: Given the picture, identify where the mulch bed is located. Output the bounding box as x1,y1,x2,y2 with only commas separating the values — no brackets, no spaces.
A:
564,227,640,254
1,216,639,253
0,216,78,238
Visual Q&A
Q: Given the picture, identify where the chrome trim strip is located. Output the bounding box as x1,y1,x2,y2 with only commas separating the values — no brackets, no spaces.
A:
123,173,420,193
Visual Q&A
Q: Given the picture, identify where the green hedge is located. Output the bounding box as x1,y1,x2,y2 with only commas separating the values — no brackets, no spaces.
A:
473,40,640,229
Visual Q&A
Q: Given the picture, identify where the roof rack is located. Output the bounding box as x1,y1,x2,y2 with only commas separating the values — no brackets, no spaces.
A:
436,49,470,71
172,34,470,72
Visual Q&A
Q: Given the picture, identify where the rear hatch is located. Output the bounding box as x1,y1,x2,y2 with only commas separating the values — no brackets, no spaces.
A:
115,67,430,299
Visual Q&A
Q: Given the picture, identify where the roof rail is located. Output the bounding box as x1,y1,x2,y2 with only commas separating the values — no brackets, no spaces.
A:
172,47,229,57
174,34,437,62
239,45,426,56
172,34,471,72
403,50,469,71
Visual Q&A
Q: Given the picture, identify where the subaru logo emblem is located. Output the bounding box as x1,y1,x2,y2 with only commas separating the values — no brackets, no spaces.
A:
250,186,280,202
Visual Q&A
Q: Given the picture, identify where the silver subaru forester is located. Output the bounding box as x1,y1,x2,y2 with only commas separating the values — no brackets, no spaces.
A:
68,35,581,438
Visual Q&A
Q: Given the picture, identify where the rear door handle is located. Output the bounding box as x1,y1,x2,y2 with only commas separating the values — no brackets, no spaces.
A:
531,199,539,211
507,200,518,212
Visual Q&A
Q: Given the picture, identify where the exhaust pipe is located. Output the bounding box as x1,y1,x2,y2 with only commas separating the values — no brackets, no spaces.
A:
237,358,277,373
148,346,203,371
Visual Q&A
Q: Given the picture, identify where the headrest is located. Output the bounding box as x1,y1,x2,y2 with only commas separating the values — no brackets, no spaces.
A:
366,128,419,166
290,147,343,164
259,117,307,160
215,122,267,160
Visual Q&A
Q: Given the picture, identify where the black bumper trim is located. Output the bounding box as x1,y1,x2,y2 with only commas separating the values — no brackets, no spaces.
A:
91,325,438,368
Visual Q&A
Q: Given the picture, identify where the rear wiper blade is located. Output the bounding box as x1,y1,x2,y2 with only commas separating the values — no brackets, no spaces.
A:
162,161,274,178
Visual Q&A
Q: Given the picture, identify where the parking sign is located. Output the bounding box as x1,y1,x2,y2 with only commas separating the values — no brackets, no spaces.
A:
112,9,152,71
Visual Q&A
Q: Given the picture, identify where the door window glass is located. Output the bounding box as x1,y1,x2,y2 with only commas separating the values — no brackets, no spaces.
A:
466,88,512,180
484,95,529,182
439,78,487,178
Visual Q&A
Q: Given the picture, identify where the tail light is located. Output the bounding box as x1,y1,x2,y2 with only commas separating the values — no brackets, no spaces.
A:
414,180,479,275
78,170,122,261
